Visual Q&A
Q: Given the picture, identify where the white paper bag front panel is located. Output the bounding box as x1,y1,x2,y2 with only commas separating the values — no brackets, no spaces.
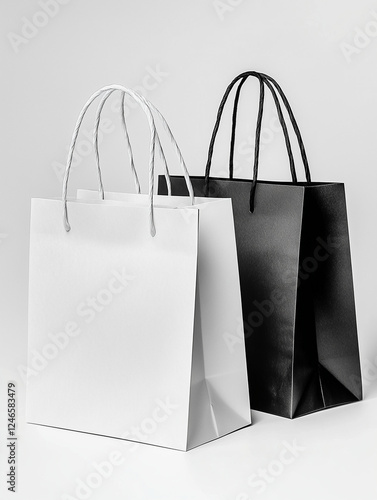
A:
76,191,251,449
27,198,198,451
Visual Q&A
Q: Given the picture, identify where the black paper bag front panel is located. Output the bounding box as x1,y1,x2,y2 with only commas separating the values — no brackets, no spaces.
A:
158,176,362,418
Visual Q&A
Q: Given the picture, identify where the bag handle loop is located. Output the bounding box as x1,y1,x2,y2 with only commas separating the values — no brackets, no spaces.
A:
204,72,311,211
93,89,172,196
62,85,194,236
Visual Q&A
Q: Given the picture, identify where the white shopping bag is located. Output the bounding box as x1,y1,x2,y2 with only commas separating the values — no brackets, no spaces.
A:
26,85,251,450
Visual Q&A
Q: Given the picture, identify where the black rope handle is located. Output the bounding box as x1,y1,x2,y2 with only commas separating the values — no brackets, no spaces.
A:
230,77,298,181
229,76,301,210
259,72,311,182
204,71,311,210
229,75,248,180
205,72,261,199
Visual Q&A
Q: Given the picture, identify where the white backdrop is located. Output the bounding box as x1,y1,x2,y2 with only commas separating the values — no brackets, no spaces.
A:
1,1,377,499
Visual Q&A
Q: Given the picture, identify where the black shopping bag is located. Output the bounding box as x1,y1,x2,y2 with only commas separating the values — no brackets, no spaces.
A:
158,71,362,418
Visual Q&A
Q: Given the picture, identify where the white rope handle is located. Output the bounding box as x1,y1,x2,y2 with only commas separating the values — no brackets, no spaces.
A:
93,90,194,204
143,98,193,201
92,90,195,201
93,89,141,195
122,93,172,196
63,85,158,236
62,85,195,236
120,93,141,194
93,90,172,196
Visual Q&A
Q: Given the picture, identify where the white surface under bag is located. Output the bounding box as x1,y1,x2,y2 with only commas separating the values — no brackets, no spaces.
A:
26,85,251,451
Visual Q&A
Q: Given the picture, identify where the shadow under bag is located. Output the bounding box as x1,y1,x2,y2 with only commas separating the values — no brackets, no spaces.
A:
158,71,362,418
